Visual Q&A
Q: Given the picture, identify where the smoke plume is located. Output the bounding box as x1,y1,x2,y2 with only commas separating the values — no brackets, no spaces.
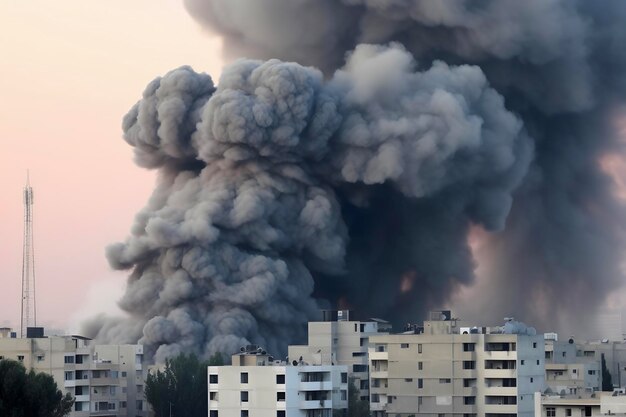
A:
86,1,626,358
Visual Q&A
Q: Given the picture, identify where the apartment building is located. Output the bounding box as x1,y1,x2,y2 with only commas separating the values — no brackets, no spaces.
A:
544,334,601,394
288,310,390,400
368,311,545,417
577,340,626,389
534,391,626,416
0,327,147,417
208,346,348,417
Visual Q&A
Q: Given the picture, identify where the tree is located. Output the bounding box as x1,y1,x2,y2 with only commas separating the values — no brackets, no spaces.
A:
601,353,613,391
0,359,74,417
348,377,370,417
146,352,223,417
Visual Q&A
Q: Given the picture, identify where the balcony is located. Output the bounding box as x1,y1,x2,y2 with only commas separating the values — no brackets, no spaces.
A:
370,385,388,394
484,404,517,414
369,351,388,361
63,380,77,388
299,381,332,391
91,377,118,386
484,369,516,379
370,370,388,379
74,395,90,402
300,400,331,409
484,350,517,360
484,386,517,396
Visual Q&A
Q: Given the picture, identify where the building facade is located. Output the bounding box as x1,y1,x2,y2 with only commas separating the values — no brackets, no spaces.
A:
368,312,545,417
534,391,626,416
0,328,147,417
544,335,601,394
208,347,348,417
288,310,390,400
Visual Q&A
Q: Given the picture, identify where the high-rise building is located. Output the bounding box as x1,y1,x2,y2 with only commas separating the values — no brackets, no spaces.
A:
208,346,348,417
288,310,390,400
367,311,545,417
0,329,147,417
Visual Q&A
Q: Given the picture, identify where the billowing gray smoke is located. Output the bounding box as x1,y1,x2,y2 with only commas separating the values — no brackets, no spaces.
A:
86,43,531,361
86,1,626,358
179,0,626,336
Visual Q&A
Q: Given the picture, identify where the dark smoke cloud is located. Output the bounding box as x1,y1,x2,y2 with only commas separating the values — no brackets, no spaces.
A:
86,1,626,357
86,44,531,361
178,0,626,337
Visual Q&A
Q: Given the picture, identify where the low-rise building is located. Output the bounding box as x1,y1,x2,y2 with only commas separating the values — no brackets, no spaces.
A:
368,311,545,417
208,346,348,417
577,340,626,389
534,391,626,416
0,327,147,417
544,334,601,394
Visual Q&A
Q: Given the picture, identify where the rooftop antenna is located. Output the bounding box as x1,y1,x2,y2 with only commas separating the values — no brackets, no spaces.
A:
20,170,36,338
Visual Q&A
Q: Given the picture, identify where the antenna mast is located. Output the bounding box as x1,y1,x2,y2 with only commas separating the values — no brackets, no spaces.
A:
20,171,36,338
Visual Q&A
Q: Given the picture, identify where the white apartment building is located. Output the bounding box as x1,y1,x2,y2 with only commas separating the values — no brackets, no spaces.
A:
208,346,348,417
534,391,626,416
288,310,390,400
544,334,601,394
368,311,545,417
0,328,147,417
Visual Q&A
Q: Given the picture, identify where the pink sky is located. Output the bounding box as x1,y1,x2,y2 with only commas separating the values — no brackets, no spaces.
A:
0,1,222,332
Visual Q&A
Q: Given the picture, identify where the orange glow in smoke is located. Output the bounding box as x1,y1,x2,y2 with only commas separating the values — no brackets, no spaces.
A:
400,270,417,293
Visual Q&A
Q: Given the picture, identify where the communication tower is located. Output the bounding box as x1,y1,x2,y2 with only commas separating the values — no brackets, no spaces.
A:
20,172,36,338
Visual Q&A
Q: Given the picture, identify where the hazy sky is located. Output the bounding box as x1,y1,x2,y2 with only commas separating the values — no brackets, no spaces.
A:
0,1,222,332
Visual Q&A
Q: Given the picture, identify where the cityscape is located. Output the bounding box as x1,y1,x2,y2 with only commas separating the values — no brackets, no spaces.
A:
3,1,626,417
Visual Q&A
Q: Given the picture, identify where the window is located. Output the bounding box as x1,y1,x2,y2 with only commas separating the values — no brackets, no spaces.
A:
533,342,537,348
122,387,127,394
521,360,525,365
341,373,348,383
341,390,347,401
417,379,423,389
566,409,572,416
75,355,83,364
439,378,451,384
463,361,475,370
352,352,367,357
418,344,422,354
405,378,413,382
209,374,218,384
537,360,540,365
120,401,126,408
562,352,566,357
353,364,368,373
360,338,366,347
360,324,365,332
573,369,577,374
122,371,127,377
401,343,409,349
464,379,476,387
64,355,74,364
210,392,218,401
74,402,83,411
530,377,534,383
241,372,248,383
512,343,516,351
110,386,116,395
276,374,285,384
277,392,285,401
277,411,285,417
464,396,476,405
64,371,73,381
111,371,118,378
136,400,143,411
546,407,556,417
210,411,218,417
37,355,44,362
17,355,24,362
241,391,248,402
463,343,475,352
418,362,423,370
241,411,249,417
588,370,596,375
